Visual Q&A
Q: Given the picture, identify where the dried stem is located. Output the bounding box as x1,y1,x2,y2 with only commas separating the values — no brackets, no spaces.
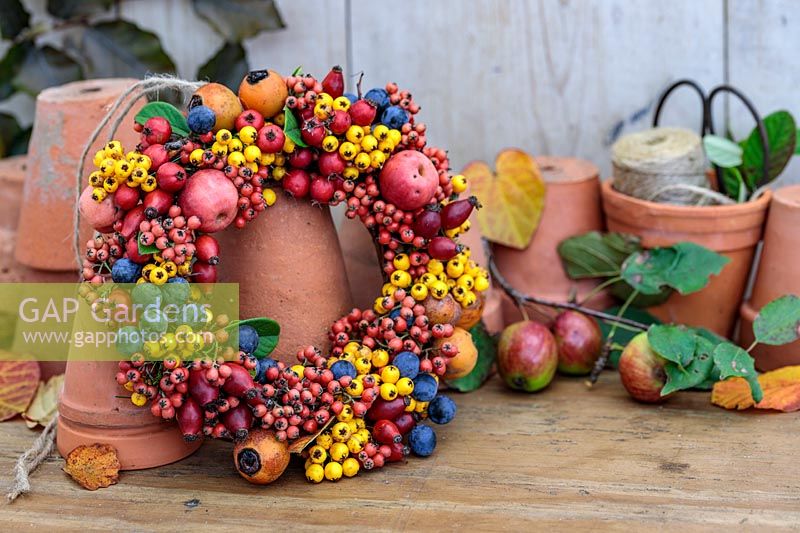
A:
483,239,650,331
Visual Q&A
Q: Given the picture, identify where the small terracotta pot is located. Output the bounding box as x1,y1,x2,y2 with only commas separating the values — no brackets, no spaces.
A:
15,79,141,271
601,179,771,337
58,361,200,470
738,185,800,370
216,198,353,363
494,157,611,326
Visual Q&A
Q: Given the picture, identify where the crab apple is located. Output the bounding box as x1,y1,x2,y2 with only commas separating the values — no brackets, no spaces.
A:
318,151,346,178
156,162,188,193
178,169,239,233
143,143,169,171
235,109,265,131
379,150,439,210
497,321,558,393
257,124,285,154
329,110,351,135
301,119,326,147
79,186,117,232
195,234,220,265
288,147,314,169
282,169,311,199
349,99,377,126
310,177,335,204
143,116,172,145
553,311,602,376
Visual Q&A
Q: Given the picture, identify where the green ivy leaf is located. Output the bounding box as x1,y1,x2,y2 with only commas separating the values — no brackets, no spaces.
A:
226,318,281,359
192,0,284,42
703,134,743,168
291,65,303,76
0,42,31,100
445,321,496,392
12,45,83,96
134,101,190,137
66,21,175,79
46,0,112,19
662,242,729,295
661,336,715,396
557,231,641,279
713,343,762,402
0,0,30,40
647,324,696,366
740,110,797,189
795,129,800,155
282,105,308,147
599,306,661,367
621,248,678,295
197,42,248,92
753,294,800,346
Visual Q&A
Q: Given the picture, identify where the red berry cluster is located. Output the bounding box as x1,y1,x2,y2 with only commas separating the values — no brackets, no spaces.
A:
82,234,124,283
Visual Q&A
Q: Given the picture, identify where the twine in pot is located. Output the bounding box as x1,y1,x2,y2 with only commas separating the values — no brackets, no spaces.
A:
612,127,727,205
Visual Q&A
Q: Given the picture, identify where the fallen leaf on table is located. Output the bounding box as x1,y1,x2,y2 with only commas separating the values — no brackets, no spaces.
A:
0,357,41,421
23,374,64,428
461,149,545,249
63,443,120,491
711,365,800,412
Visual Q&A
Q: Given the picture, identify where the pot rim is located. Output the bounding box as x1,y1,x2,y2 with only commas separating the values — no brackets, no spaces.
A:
534,155,599,185
773,184,800,208
602,179,772,219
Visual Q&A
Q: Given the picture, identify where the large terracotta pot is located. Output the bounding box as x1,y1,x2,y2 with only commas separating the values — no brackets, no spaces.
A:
58,361,200,470
217,198,353,362
601,179,771,337
15,79,141,271
738,185,800,370
494,157,611,326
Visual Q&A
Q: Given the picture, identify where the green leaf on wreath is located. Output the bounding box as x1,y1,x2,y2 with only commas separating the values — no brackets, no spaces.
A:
445,321,496,392
647,324,696,367
136,233,159,256
662,242,729,295
557,231,641,279
282,105,308,147
226,318,280,359
661,336,716,396
713,343,762,402
135,102,190,137
753,294,800,346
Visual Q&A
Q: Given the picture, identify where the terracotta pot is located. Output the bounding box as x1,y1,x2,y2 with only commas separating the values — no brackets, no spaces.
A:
58,361,200,470
217,198,353,363
738,185,800,370
15,79,142,271
494,157,611,326
337,214,384,310
601,179,771,337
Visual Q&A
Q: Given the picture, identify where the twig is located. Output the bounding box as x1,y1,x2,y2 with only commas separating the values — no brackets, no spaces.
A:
483,239,650,331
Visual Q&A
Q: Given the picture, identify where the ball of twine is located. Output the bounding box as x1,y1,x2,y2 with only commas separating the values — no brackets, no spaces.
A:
612,127,716,205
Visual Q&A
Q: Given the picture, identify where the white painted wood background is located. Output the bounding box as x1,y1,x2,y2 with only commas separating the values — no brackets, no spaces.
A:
6,0,800,184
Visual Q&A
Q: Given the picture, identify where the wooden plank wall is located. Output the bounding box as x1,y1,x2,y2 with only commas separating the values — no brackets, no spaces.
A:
7,0,800,184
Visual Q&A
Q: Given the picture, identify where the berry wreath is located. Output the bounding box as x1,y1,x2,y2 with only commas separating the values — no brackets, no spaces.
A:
77,66,489,484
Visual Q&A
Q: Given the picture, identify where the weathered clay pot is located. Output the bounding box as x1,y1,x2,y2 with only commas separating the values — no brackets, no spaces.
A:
738,185,800,370
494,157,611,326
217,197,353,362
15,79,141,271
57,361,200,470
601,179,771,337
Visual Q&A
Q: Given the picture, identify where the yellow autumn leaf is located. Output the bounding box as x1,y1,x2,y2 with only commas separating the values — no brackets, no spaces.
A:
461,149,545,249
23,374,64,429
711,365,800,412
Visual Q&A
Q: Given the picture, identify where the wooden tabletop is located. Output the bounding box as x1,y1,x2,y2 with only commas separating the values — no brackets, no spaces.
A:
1,374,797,531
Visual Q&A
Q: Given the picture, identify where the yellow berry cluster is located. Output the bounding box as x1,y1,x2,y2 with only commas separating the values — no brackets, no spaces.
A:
88,140,153,202
304,418,368,483
137,261,189,285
